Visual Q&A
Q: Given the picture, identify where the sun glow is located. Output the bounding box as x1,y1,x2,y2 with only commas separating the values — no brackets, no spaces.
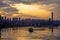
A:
11,3,51,19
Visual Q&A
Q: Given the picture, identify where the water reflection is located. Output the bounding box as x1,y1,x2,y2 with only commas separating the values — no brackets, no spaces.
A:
1,27,60,40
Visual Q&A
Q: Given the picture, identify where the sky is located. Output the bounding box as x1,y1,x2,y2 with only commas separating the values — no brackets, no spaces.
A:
0,0,60,20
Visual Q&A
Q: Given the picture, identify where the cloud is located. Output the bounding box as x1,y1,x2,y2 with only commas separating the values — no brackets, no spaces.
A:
3,7,18,14
0,0,19,16
53,5,60,20
1,0,60,5
0,1,10,8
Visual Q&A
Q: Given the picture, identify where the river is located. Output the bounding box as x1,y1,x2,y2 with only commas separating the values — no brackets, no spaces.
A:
1,26,60,40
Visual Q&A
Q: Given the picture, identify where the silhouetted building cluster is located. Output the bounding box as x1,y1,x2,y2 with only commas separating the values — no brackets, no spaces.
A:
0,15,60,28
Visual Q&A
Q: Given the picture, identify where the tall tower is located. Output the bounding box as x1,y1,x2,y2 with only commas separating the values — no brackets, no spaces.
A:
51,12,53,21
51,12,54,38
51,12,53,32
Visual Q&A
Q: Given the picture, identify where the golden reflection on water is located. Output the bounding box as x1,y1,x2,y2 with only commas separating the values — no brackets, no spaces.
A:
1,27,52,40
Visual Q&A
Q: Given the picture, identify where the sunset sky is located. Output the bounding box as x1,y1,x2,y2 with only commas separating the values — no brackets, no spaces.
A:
0,0,60,20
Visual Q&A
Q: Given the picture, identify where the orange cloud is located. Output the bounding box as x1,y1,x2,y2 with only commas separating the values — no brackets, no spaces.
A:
10,3,53,19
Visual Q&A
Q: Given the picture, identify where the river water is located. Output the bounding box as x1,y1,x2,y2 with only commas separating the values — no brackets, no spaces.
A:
1,26,60,40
